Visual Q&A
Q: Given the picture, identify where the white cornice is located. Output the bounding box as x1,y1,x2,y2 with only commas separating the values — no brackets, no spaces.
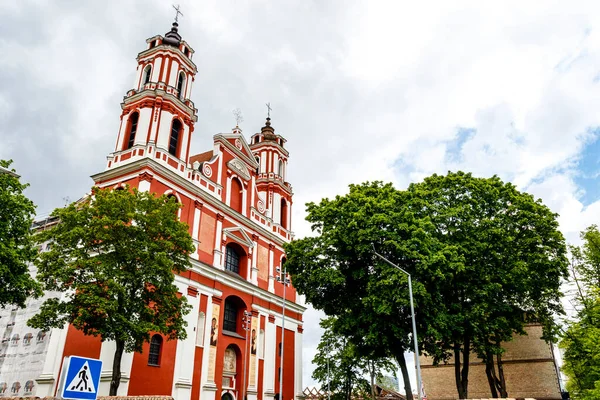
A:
91,157,289,246
186,257,306,315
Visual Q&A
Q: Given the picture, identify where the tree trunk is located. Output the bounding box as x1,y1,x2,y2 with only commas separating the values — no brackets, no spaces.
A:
454,344,466,400
397,354,413,400
460,336,470,399
496,352,507,397
109,339,125,396
370,360,376,400
484,351,499,398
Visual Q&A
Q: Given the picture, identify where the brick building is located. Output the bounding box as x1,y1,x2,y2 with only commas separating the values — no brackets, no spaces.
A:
0,19,304,400
420,324,562,400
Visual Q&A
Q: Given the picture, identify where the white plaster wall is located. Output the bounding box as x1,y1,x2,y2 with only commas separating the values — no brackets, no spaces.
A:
152,58,162,82
263,317,277,395
294,330,303,400
171,282,201,400
273,154,279,175
180,125,190,160
260,152,267,173
157,110,175,151
168,60,180,87
272,192,282,225
136,108,152,146
132,64,141,88
115,115,127,151
185,73,193,99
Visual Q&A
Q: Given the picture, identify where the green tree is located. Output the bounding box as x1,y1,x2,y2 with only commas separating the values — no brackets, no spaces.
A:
28,186,194,395
312,317,395,400
0,159,41,308
285,173,568,400
560,292,600,399
560,226,600,399
285,182,449,400
406,172,568,399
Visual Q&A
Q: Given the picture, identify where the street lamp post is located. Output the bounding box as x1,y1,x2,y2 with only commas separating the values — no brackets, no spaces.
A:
372,245,423,400
242,310,252,400
276,266,289,400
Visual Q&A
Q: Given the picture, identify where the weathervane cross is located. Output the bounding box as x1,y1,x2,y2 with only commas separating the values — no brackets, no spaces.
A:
173,4,184,23
233,108,243,127
266,102,272,119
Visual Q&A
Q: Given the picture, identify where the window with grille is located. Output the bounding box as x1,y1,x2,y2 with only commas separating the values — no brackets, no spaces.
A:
126,112,139,150
224,245,240,274
169,120,181,156
223,299,238,332
148,334,162,366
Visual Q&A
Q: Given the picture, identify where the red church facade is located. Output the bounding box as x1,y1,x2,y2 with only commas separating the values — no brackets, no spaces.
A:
32,21,304,400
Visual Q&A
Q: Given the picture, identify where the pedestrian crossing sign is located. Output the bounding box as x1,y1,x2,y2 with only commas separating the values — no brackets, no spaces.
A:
60,356,103,400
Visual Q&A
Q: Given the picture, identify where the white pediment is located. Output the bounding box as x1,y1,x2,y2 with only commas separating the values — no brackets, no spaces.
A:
222,226,255,250
227,158,250,181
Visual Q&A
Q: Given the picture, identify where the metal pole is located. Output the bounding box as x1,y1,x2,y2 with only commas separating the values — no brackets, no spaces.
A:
279,267,287,400
327,339,330,400
372,246,422,400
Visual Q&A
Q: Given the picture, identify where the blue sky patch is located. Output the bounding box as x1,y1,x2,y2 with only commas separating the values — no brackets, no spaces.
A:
573,128,600,206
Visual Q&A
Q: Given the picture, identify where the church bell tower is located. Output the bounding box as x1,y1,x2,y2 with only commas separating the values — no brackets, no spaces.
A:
107,21,198,172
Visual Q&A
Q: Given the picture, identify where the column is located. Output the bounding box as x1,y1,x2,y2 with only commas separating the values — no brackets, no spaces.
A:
171,286,201,400
251,234,259,285
268,244,275,293
201,297,221,400
191,201,203,260
35,326,68,397
213,214,224,269
263,315,277,400
295,327,304,400
97,340,134,396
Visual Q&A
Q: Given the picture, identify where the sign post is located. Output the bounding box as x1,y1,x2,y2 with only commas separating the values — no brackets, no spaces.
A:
59,356,103,400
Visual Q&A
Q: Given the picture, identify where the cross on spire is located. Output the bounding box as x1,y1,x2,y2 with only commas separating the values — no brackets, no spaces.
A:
266,102,272,119
172,4,184,23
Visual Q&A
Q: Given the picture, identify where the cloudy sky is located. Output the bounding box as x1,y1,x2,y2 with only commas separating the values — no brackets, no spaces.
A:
2,0,600,391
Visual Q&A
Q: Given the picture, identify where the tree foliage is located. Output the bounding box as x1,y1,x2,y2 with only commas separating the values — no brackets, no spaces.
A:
560,225,600,399
285,172,568,400
0,159,41,308
312,317,396,400
28,186,194,395
406,171,568,399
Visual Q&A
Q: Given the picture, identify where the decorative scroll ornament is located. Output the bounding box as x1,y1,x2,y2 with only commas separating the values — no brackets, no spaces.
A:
202,163,213,178
227,158,250,181
257,200,265,213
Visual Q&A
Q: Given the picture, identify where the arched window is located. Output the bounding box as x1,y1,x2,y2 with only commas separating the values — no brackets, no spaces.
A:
223,298,238,332
177,72,185,99
278,160,284,177
169,119,182,157
280,198,288,229
148,334,162,366
142,65,152,86
224,244,240,274
230,177,243,213
125,112,139,150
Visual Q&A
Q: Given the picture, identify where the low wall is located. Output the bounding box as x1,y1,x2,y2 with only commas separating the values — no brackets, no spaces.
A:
1,397,173,400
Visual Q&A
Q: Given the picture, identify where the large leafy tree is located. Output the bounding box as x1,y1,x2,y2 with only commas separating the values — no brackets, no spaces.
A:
405,172,568,399
285,182,452,400
286,172,568,400
28,186,194,395
0,159,41,308
560,225,600,399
